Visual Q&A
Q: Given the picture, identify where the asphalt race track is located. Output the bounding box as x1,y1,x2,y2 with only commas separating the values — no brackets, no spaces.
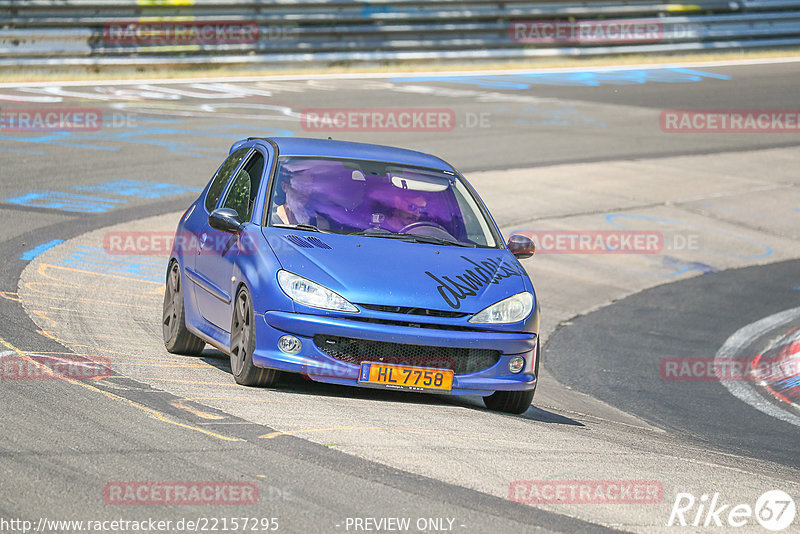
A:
546,259,800,469
1,59,799,533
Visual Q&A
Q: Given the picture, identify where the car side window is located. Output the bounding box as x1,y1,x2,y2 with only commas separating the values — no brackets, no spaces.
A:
205,147,250,213
222,150,265,223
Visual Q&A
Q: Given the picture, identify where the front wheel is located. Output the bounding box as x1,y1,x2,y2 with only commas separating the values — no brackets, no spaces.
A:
483,389,535,414
230,286,280,387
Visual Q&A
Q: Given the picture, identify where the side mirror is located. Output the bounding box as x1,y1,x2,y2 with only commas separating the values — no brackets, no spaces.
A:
507,234,535,259
209,208,243,234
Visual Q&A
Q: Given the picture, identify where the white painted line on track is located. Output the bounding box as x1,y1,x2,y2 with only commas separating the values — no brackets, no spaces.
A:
715,306,800,428
0,56,799,89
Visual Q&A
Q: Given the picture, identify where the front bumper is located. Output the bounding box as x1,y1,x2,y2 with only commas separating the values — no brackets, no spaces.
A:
252,311,538,396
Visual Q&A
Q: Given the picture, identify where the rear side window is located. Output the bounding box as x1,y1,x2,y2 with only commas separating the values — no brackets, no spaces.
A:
205,147,250,212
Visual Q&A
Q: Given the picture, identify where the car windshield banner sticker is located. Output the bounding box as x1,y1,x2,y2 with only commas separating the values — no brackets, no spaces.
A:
426,256,527,309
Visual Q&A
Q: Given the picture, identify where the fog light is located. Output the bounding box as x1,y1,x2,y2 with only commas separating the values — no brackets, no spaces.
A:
508,356,525,374
278,335,302,354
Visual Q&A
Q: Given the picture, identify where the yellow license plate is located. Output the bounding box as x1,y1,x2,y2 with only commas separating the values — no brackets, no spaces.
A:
358,362,453,391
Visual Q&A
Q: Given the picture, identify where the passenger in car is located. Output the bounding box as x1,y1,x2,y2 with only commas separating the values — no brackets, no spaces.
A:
273,173,330,229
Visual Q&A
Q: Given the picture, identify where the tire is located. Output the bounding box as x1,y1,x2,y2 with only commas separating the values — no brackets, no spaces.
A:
163,260,205,355
230,286,280,387
483,389,535,414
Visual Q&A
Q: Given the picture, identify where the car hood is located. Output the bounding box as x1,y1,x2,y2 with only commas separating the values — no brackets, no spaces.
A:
263,228,531,314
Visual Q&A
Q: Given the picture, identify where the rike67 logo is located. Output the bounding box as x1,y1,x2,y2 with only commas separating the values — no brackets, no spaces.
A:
668,490,795,531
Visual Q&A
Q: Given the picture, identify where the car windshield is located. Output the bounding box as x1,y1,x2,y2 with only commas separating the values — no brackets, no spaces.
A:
267,156,499,247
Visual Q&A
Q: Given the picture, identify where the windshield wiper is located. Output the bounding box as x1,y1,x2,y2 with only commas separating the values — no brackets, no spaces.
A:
396,233,476,247
350,228,393,236
350,229,475,247
273,223,324,233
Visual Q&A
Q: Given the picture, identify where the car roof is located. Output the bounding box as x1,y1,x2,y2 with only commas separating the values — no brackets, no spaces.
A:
243,137,454,172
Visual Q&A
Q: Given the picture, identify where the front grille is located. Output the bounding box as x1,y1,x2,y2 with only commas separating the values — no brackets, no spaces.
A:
358,303,468,318
345,316,488,332
314,335,500,375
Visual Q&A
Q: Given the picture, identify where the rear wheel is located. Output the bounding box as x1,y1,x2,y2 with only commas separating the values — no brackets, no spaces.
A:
483,389,535,414
230,286,280,387
163,260,205,355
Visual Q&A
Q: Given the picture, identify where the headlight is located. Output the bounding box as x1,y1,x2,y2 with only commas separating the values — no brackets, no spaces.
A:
277,270,358,313
469,292,533,324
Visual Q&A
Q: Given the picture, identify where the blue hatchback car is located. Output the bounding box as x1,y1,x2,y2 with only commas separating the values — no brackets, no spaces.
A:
163,137,539,413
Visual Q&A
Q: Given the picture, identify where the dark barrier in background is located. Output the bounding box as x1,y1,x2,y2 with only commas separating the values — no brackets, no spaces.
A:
1,0,799,68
